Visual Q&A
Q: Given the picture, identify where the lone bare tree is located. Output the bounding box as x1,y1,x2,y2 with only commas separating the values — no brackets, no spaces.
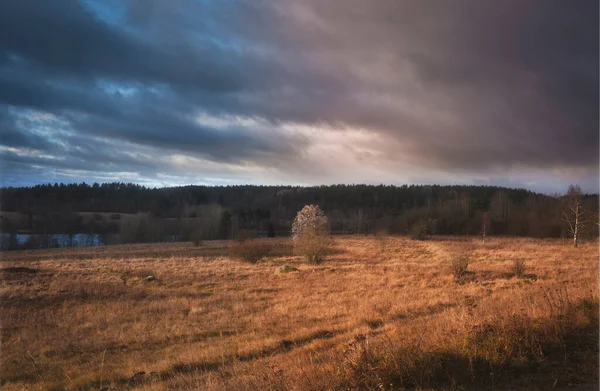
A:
292,205,330,264
481,211,490,243
562,185,585,247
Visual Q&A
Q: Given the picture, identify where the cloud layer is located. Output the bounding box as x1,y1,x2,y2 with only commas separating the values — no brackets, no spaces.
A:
1,0,598,192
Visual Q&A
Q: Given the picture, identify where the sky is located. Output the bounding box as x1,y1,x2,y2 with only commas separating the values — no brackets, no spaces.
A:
0,0,598,193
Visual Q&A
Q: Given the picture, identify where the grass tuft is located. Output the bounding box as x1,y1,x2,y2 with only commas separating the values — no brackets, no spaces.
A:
451,254,470,280
512,258,526,278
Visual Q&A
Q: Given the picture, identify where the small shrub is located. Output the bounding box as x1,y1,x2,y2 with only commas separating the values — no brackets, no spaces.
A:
451,255,469,280
235,229,254,242
188,228,203,244
229,240,272,263
365,318,384,329
512,259,525,278
410,219,428,240
374,230,388,252
342,334,373,387
274,265,299,274
129,268,155,279
295,233,330,264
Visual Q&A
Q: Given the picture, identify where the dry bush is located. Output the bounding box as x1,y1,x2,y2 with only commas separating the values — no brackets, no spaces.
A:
451,254,469,280
410,220,427,240
512,258,525,278
374,230,388,252
229,239,272,263
235,229,255,242
294,232,330,265
292,205,330,264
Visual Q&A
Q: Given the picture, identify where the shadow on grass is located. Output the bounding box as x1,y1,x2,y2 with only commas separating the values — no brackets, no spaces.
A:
456,270,539,285
166,328,340,378
0,283,214,310
339,297,599,391
392,302,460,320
68,328,344,390
1,266,39,274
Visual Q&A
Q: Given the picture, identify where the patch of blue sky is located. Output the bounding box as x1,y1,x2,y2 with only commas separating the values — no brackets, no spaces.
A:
80,0,127,26
96,79,139,98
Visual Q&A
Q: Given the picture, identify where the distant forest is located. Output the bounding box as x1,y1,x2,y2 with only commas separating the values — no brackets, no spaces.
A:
0,183,598,248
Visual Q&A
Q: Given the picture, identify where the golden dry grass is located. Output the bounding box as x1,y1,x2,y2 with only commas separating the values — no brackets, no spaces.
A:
0,236,598,390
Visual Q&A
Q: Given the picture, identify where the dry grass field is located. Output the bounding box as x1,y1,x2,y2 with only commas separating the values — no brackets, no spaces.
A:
1,236,598,390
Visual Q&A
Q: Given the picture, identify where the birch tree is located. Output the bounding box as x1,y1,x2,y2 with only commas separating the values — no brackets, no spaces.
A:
562,185,585,247
481,211,490,243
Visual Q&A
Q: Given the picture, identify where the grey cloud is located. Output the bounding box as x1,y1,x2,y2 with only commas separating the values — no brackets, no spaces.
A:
0,0,597,190
0,110,53,151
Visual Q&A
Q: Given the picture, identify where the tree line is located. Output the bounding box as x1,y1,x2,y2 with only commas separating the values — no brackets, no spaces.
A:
0,183,597,249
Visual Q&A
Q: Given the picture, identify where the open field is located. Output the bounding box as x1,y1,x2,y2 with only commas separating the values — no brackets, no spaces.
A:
1,236,598,390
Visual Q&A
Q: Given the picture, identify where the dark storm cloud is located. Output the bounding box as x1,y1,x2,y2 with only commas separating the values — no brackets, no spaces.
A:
0,0,247,91
0,0,597,190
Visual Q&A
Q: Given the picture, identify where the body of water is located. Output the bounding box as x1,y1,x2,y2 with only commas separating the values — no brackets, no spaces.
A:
0,233,185,250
